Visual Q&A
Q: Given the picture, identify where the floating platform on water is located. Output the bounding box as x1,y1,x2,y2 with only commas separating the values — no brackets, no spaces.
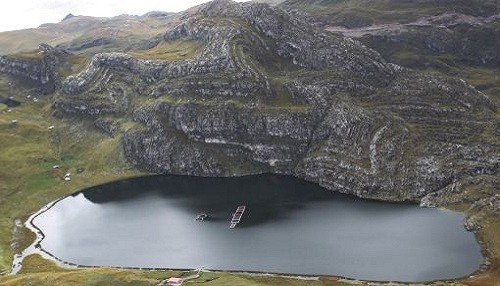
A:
195,213,208,221
229,205,246,229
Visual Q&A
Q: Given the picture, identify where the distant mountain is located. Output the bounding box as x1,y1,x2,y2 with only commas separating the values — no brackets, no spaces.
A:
252,0,286,5
0,11,181,55
61,13,76,21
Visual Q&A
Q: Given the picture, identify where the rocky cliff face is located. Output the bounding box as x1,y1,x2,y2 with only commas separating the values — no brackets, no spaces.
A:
42,0,499,202
0,44,67,94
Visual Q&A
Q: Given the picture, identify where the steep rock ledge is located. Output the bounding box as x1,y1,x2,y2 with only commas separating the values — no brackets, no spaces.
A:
0,44,67,94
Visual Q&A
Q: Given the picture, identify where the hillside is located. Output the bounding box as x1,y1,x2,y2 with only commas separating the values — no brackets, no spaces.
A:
0,12,182,55
41,0,498,203
0,0,498,285
281,0,500,103
281,0,499,27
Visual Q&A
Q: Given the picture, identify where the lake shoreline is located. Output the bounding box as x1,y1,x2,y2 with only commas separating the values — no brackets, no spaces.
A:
14,174,488,284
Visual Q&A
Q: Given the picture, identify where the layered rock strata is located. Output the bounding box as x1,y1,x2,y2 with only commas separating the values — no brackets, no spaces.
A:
46,0,499,202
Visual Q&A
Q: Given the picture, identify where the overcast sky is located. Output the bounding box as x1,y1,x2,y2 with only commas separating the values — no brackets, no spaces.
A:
0,0,249,32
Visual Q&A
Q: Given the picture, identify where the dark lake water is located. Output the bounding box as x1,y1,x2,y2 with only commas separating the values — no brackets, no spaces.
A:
32,174,482,281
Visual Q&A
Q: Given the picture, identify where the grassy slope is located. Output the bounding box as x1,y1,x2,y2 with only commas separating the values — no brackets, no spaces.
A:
282,0,500,104
388,51,500,103
281,0,499,26
0,74,140,274
57,54,91,78
0,254,359,286
0,29,63,56
128,40,202,61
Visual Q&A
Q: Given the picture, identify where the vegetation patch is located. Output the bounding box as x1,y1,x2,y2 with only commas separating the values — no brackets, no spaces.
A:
57,55,90,78
129,40,202,61
0,77,139,274
8,49,44,60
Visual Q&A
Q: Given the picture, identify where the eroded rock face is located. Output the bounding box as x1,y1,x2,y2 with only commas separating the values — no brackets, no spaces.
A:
0,44,67,94
50,0,498,201
124,101,315,175
200,0,396,83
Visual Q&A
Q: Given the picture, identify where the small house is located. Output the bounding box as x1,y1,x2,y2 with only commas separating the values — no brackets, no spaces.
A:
166,277,183,285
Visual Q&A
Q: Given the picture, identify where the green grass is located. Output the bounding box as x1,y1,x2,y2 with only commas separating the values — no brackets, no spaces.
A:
0,78,140,274
460,67,500,102
2,255,361,286
1,264,359,286
2,255,160,286
119,120,140,131
24,171,60,193
57,54,90,78
8,49,44,60
0,103,7,111
265,76,309,111
0,30,61,55
18,254,67,274
129,40,202,61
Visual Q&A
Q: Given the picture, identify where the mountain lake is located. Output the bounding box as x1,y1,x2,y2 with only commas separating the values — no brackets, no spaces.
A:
29,174,483,282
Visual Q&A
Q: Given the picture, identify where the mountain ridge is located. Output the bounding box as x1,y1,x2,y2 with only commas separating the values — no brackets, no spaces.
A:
1,0,490,202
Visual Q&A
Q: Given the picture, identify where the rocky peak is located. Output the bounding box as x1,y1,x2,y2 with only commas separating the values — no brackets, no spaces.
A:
201,0,270,16
189,0,396,84
62,13,75,21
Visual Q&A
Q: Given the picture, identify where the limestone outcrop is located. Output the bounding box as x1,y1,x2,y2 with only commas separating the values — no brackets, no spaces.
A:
0,44,67,94
42,0,499,201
